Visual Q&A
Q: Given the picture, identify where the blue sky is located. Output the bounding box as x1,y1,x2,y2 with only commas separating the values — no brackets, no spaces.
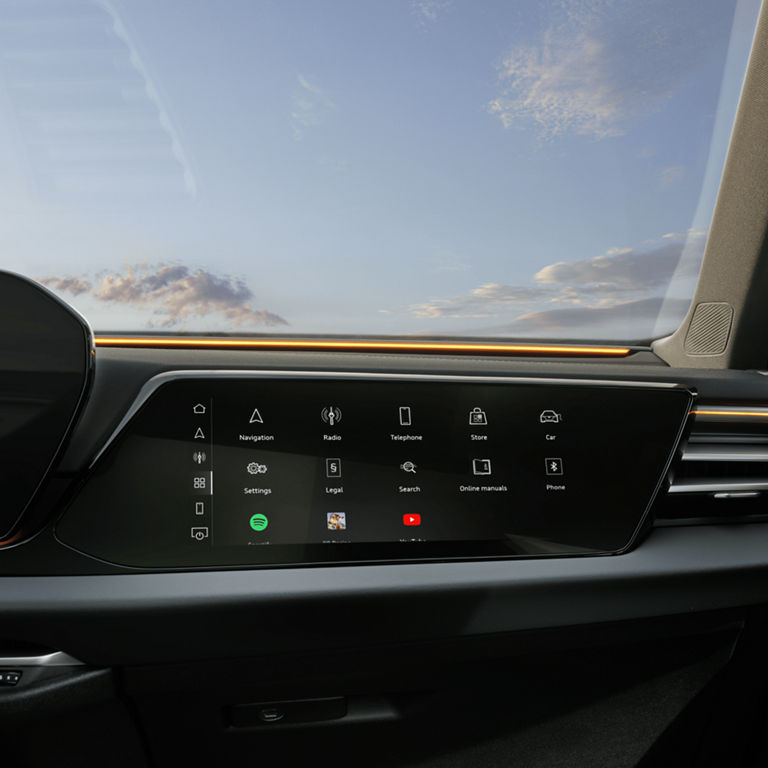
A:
0,0,761,339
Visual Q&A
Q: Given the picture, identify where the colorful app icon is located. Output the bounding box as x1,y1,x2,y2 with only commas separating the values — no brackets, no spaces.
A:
403,513,421,526
327,512,346,530
249,513,268,531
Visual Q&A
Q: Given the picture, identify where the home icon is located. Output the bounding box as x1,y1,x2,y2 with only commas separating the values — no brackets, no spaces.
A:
193,403,206,415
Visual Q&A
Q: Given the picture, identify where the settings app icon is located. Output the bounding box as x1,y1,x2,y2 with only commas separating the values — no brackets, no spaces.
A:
247,462,268,475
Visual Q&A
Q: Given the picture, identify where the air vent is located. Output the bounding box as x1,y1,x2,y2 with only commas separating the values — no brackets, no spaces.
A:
656,406,768,524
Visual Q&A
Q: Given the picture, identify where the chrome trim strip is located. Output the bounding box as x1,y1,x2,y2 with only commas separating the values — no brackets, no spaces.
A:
669,480,768,494
90,370,684,467
682,445,768,462
0,651,84,667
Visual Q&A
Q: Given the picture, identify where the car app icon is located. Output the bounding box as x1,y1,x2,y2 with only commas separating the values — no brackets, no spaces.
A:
539,410,562,424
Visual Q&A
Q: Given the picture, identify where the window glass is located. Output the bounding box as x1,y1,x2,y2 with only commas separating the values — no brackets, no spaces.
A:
1,0,762,339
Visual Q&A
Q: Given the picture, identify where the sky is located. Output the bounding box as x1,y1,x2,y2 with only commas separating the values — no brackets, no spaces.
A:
0,0,762,340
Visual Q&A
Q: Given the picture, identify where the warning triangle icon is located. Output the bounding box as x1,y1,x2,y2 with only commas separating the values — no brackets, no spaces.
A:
249,408,264,424
194,427,205,439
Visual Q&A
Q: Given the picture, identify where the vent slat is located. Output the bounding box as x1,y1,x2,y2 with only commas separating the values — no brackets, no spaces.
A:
681,444,768,462
656,404,768,523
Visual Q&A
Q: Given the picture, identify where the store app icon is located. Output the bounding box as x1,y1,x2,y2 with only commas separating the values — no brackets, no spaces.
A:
468,407,487,426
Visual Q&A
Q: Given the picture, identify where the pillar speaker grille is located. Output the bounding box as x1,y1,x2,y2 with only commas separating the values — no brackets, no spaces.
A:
684,302,733,355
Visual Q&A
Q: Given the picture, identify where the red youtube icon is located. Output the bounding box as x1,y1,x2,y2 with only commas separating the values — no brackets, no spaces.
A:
403,514,421,526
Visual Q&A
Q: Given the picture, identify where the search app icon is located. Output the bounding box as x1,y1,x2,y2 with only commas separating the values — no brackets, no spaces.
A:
400,460,417,473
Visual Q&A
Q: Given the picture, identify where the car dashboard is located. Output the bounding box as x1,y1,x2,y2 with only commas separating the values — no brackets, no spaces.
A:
3,274,768,767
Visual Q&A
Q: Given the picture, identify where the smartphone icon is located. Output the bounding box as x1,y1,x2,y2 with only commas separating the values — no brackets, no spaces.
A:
399,406,412,426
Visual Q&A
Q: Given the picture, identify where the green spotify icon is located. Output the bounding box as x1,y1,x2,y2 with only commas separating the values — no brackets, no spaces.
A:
250,513,269,532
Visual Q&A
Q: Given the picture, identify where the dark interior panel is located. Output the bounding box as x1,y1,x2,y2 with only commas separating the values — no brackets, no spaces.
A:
0,271,92,540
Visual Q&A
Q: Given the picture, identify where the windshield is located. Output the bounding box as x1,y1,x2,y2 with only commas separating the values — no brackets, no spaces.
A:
1,0,762,340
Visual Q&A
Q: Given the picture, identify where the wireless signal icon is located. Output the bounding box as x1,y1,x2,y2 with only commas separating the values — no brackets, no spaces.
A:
321,406,342,426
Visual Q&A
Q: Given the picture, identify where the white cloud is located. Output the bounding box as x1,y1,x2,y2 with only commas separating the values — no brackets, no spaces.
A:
659,165,685,185
39,263,287,328
410,230,706,324
473,297,692,340
489,0,720,139
533,231,703,294
412,282,549,319
98,1,198,197
412,0,451,25
291,75,335,140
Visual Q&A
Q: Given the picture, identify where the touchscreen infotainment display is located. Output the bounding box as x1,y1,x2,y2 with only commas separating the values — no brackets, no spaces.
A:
56,374,692,568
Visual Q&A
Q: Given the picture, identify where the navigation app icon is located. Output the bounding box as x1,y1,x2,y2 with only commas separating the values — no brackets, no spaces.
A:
249,407,264,424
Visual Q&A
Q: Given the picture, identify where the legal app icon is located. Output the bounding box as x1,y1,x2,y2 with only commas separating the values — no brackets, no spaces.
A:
326,458,342,478
468,407,487,426
327,512,347,530
403,513,421,526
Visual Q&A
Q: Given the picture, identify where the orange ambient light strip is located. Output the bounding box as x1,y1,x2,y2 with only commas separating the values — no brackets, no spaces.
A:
0,530,23,547
94,336,632,357
691,409,768,418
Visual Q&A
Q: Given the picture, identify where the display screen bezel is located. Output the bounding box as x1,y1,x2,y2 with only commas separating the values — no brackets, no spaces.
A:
56,371,693,570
